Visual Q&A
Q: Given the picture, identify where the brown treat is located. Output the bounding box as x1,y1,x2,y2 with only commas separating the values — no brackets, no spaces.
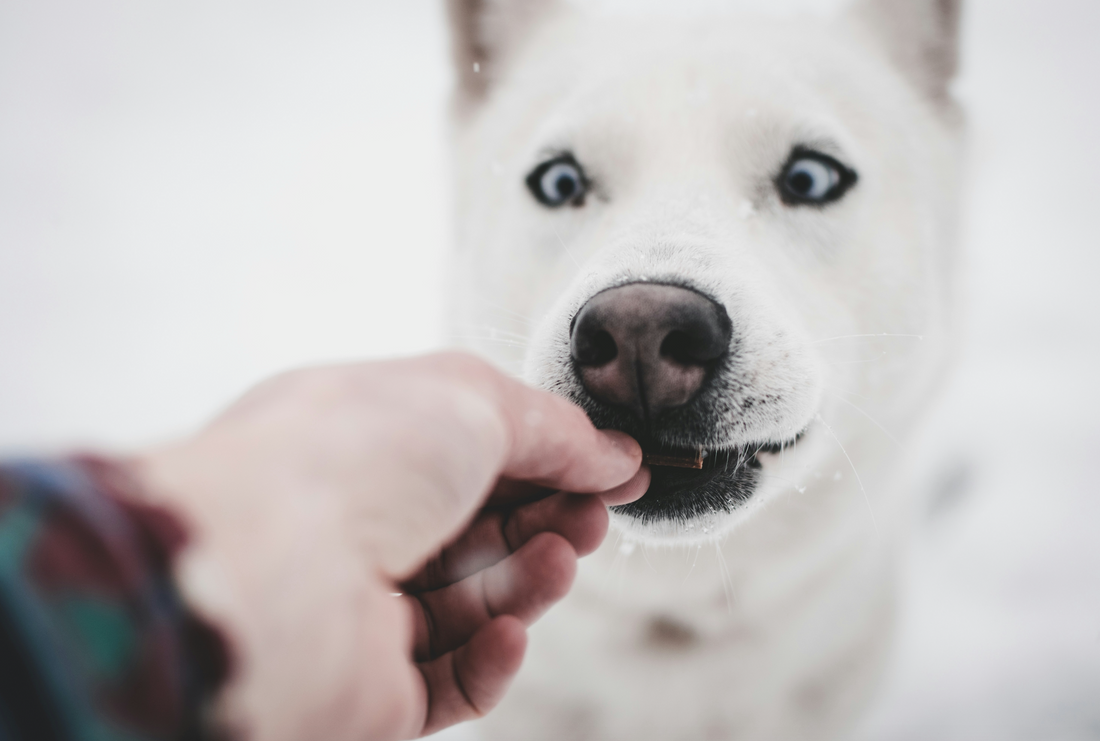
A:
643,447,704,469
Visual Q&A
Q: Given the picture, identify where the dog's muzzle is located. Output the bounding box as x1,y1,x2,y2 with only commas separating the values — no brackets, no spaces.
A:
568,282,798,525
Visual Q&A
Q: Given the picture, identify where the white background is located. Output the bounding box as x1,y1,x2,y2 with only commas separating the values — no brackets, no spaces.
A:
1,0,1097,737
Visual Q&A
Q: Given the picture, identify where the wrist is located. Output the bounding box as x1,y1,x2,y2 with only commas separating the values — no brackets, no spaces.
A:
122,443,409,740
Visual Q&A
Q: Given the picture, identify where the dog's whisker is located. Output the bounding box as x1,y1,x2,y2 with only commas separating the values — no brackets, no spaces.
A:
826,384,874,401
738,444,765,477
826,391,903,450
450,335,529,349
485,357,526,378
682,544,703,585
550,224,584,272
453,324,531,343
473,298,538,326
738,446,755,475
756,471,805,489
815,412,878,535
715,543,735,615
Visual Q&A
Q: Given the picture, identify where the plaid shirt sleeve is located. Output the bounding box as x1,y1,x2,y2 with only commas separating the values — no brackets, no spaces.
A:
0,457,231,741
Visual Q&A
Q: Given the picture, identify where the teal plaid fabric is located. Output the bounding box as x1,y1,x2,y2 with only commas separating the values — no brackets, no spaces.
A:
0,459,229,741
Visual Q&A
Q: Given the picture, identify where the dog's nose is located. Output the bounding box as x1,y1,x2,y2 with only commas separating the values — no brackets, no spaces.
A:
571,283,731,419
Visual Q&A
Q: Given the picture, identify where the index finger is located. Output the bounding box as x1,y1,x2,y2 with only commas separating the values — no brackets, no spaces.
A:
421,352,643,494
491,367,642,494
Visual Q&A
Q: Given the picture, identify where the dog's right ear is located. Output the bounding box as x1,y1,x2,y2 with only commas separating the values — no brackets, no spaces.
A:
851,0,963,104
446,0,563,107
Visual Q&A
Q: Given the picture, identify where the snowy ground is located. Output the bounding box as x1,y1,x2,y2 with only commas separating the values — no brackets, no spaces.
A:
1,0,1097,738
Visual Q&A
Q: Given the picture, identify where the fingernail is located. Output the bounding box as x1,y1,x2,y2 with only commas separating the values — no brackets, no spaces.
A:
599,430,642,461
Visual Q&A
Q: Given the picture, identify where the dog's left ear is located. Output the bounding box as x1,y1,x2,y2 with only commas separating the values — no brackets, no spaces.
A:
446,0,564,108
851,0,963,103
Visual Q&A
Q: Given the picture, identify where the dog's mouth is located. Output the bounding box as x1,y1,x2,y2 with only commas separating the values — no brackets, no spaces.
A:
611,437,799,524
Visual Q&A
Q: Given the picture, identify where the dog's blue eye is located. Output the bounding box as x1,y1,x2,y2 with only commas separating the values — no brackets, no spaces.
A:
526,154,588,207
786,159,836,199
778,150,857,206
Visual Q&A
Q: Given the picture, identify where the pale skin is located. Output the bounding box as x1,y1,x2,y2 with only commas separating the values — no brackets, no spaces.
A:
128,352,649,741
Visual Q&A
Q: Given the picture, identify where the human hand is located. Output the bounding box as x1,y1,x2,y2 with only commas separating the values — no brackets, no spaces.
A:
130,352,647,741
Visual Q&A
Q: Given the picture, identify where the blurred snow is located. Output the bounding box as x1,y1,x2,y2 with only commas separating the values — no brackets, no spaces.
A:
1,0,1097,738
850,1,1100,737
0,0,451,453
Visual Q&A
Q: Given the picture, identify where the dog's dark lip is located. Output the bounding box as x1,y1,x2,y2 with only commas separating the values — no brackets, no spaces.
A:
639,437,797,470
611,432,805,524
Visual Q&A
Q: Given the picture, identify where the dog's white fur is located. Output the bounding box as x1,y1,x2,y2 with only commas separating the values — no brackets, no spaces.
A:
445,1,962,738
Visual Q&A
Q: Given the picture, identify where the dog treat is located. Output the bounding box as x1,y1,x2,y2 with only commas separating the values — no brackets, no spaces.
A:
643,447,705,469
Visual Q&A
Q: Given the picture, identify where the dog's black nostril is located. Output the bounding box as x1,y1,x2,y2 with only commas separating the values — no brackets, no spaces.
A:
570,283,731,420
659,328,725,366
573,328,618,366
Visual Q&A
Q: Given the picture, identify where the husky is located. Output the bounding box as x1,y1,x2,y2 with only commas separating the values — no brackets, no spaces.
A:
443,0,963,738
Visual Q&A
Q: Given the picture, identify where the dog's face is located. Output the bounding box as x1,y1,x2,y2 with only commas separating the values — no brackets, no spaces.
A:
447,0,962,543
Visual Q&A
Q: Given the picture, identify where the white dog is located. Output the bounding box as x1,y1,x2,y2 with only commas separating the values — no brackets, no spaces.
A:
443,0,963,738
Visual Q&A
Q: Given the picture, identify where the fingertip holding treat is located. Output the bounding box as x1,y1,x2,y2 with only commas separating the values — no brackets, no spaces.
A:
598,465,651,506
599,429,643,463
583,429,643,492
